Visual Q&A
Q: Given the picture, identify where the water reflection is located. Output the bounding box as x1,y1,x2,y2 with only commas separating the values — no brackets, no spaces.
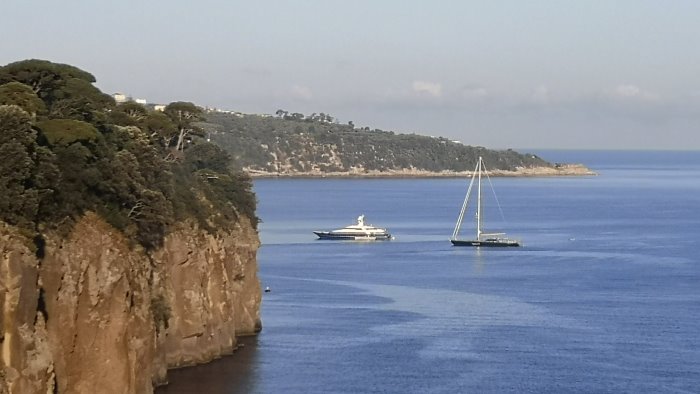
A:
155,336,259,394
473,248,485,273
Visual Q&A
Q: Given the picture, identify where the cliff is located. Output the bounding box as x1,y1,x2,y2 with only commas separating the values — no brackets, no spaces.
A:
1,60,262,393
1,213,261,393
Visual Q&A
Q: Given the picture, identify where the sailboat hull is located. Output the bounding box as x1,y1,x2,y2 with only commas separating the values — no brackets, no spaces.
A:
451,239,520,247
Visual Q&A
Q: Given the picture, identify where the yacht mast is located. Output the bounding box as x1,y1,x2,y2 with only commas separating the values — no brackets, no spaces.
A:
450,156,521,247
452,158,479,239
476,156,482,240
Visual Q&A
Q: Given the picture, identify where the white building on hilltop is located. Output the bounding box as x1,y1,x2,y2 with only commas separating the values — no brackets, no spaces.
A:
112,93,148,105
113,93,128,103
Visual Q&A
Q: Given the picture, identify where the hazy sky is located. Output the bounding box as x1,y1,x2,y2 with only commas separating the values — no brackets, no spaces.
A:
3,1,700,150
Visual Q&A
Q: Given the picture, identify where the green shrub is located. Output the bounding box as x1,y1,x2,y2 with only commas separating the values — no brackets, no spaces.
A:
150,293,171,332
37,119,99,146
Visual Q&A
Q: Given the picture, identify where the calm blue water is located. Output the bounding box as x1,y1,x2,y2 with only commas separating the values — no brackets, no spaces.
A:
158,151,700,393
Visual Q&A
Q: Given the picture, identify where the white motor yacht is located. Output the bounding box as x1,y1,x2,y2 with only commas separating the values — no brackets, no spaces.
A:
313,215,392,240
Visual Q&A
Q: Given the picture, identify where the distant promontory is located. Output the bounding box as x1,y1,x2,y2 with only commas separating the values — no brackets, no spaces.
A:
202,111,596,177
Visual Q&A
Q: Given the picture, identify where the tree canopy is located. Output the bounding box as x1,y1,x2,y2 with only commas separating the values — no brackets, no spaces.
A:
37,119,99,146
0,59,257,249
164,101,203,151
0,105,59,230
0,82,46,116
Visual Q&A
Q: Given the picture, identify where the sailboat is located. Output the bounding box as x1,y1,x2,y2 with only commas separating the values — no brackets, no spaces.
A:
450,156,520,247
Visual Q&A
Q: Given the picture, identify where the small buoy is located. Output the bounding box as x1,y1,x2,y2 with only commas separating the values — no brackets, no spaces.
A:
264,286,271,293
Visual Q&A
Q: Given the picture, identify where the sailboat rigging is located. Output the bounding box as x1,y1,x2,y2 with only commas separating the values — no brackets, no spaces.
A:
450,156,520,247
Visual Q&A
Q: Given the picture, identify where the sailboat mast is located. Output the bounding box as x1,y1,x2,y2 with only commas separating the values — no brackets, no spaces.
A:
451,156,521,247
452,159,479,239
477,156,482,240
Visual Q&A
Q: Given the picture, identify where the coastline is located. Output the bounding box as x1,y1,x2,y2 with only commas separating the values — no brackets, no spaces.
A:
246,164,597,178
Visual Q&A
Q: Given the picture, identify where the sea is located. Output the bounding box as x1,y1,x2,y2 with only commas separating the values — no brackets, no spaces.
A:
157,150,700,394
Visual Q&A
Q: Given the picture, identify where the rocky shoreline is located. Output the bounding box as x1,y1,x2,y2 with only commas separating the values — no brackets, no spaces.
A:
246,163,597,178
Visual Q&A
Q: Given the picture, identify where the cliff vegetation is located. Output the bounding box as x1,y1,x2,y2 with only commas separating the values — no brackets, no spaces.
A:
0,59,261,393
0,59,257,249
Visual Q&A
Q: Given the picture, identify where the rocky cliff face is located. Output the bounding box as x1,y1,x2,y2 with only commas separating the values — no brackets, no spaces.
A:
0,212,261,393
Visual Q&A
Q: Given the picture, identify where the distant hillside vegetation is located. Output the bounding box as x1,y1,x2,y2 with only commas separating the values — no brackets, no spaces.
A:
202,111,551,174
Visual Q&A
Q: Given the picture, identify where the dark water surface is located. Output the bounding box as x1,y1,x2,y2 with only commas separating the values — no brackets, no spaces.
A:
158,151,700,393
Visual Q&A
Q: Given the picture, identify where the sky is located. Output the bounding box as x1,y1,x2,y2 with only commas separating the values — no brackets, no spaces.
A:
3,0,700,150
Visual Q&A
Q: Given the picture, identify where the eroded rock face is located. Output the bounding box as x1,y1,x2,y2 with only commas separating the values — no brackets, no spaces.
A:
0,213,261,393
152,218,261,371
0,225,54,394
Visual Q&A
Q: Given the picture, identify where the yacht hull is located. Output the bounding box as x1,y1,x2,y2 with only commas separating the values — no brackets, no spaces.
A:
314,231,392,241
314,215,392,241
451,239,520,247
